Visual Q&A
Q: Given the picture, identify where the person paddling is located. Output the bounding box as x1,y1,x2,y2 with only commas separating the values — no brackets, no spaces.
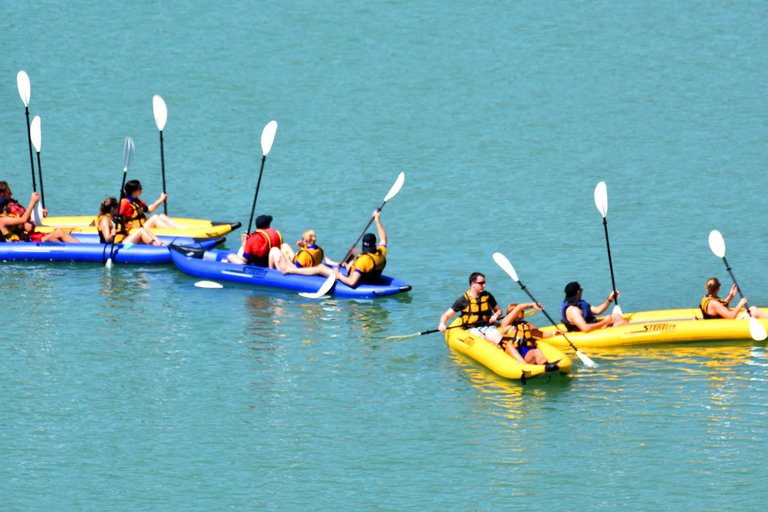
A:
227,214,284,267
499,302,564,369
438,272,503,345
119,180,182,230
700,277,768,320
98,198,164,245
1,193,78,243
561,281,628,332
321,210,387,287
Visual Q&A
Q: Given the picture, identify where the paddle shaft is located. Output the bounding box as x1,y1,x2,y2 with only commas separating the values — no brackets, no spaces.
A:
24,107,37,192
602,217,619,306
514,279,582,354
106,170,129,264
35,151,46,209
246,155,267,234
339,198,388,264
159,130,167,215
720,256,752,314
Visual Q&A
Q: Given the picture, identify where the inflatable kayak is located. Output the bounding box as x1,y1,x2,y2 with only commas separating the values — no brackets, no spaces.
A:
0,236,224,264
34,221,240,239
42,216,235,229
446,318,571,381
170,246,412,298
538,308,768,348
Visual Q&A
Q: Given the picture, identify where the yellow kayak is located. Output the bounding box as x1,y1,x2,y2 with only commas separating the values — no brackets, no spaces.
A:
36,220,241,239
41,216,231,228
446,318,571,381
538,308,768,348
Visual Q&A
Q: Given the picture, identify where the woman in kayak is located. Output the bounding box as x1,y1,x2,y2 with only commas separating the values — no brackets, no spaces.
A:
498,302,564,367
98,197,165,245
119,180,182,230
277,229,330,276
700,277,768,319
1,192,79,243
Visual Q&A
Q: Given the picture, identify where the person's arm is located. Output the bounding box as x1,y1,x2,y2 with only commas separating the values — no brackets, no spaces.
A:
708,297,747,319
373,210,386,247
438,308,457,332
724,285,738,305
226,233,249,264
500,303,534,332
590,291,619,315
1,192,39,228
566,305,614,333
335,267,361,287
98,216,116,242
146,193,167,214
528,326,566,339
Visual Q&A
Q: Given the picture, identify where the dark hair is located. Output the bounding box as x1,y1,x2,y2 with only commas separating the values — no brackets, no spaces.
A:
99,197,118,215
469,272,484,285
0,181,10,197
124,180,142,197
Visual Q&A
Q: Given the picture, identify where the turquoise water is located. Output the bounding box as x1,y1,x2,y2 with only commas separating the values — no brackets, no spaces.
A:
3,0,768,509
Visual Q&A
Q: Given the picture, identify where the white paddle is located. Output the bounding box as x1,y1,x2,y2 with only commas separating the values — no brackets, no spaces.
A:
195,281,223,289
708,230,767,341
299,172,405,299
106,137,136,268
594,181,622,316
152,95,169,215
29,116,45,226
493,252,598,367
17,71,38,199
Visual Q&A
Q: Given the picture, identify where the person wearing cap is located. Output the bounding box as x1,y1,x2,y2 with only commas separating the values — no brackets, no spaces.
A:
437,272,503,345
700,277,768,319
327,210,387,287
226,214,284,267
560,281,628,333
1,192,78,243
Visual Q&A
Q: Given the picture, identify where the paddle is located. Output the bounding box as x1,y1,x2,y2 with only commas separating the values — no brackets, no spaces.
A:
153,95,168,215
29,115,45,225
386,322,488,341
492,252,598,367
594,181,622,316
245,121,278,235
105,137,136,267
195,281,223,289
299,172,405,299
16,71,37,195
708,230,767,341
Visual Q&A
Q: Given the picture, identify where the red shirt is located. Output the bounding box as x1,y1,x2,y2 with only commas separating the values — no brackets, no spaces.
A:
244,228,282,259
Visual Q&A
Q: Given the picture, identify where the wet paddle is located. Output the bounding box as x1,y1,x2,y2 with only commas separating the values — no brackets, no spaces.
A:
492,252,598,367
299,172,405,299
16,71,37,195
105,137,136,267
29,115,45,225
708,230,767,341
245,121,278,235
152,95,168,215
594,181,622,316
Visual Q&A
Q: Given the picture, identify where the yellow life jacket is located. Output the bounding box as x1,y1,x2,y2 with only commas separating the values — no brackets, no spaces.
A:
460,290,493,326
121,198,146,228
355,249,387,284
97,213,126,244
701,295,729,319
501,321,538,351
0,213,27,242
295,245,324,268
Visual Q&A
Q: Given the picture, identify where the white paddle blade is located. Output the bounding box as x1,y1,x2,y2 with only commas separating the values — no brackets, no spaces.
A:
195,281,223,289
594,181,608,218
30,116,42,152
576,350,598,368
708,230,726,258
31,201,45,227
612,304,623,317
749,317,768,341
153,95,168,131
17,71,31,106
384,172,406,202
123,137,135,171
492,252,519,282
261,120,278,156
105,258,113,268
299,274,336,299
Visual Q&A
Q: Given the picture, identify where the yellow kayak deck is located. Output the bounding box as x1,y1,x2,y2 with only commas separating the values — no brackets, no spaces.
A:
42,216,229,228
538,308,768,348
446,318,571,381
36,219,241,238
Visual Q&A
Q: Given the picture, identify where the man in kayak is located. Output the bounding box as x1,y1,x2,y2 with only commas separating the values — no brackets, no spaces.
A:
227,214,283,267
437,272,503,345
561,281,628,332
700,277,768,319
323,210,387,287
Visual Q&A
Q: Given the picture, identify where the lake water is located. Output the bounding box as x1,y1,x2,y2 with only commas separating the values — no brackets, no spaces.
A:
2,0,768,510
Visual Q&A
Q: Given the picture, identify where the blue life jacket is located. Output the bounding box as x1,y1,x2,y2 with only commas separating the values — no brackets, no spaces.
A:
561,300,595,332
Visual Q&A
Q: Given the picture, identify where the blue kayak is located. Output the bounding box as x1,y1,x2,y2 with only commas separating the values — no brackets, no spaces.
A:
0,236,225,264
170,246,412,298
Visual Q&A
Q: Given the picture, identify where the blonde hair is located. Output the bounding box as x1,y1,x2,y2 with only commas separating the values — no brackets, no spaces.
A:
302,230,316,245
706,278,721,295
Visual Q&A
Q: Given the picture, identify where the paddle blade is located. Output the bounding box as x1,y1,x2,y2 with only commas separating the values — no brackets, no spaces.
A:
383,172,405,202
299,274,336,299
612,304,623,317
708,230,726,258
749,317,768,341
153,95,168,131
123,137,135,171
594,181,608,218
576,350,598,368
31,201,45,227
17,71,31,107
385,333,421,341
493,252,519,282
30,116,41,152
195,281,223,289
261,120,278,156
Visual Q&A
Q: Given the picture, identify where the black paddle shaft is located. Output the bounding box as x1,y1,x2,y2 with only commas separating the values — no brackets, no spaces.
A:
602,217,619,306
339,199,388,265
246,155,267,234
24,107,37,192
515,280,582,354
36,152,45,209
159,130,167,215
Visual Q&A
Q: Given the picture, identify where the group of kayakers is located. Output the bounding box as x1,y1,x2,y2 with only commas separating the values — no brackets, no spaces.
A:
227,210,388,286
0,181,77,243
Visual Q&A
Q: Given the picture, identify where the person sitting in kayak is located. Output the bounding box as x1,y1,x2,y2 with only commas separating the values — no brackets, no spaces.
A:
437,272,503,345
98,197,165,245
0,193,79,243
561,281,628,332
0,181,42,216
700,277,768,319
119,180,182,230
322,210,387,287
276,229,330,276
499,302,564,369
227,214,284,267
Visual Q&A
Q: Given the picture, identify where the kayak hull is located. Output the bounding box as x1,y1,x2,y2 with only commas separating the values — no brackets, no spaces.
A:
35,221,241,239
170,247,412,298
446,318,571,380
